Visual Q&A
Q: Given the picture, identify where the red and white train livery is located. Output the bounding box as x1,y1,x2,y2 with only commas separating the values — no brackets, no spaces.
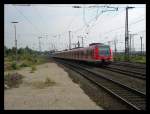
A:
53,43,113,64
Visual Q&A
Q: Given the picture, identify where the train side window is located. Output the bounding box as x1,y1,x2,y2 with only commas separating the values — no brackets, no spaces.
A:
75,51,77,58
71,52,72,58
90,49,92,57
76,51,77,58
87,49,89,57
84,50,86,58
73,51,74,58
79,51,80,57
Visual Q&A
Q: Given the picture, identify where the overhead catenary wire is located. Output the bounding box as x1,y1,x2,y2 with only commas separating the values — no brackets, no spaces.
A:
100,17,145,37
31,6,48,32
13,5,43,35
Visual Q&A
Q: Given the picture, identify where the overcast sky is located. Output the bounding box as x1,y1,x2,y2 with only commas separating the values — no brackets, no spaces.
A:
4,4,146,52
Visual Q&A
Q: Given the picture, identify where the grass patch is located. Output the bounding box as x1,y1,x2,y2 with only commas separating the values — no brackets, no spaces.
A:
20,62,29,67
114,54,146,64
130,55,146,63
5,55,48,71
4,73,24,89
31,77,56,89
11,62,20,70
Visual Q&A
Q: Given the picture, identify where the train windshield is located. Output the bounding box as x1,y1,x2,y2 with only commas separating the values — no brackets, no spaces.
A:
99,46,110,56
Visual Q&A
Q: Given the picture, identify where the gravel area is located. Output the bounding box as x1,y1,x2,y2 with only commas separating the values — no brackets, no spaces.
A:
4,62,102,110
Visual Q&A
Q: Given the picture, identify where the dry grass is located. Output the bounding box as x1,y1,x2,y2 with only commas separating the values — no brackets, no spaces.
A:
30,77,56,89
30,65,37,73
4,73,24,89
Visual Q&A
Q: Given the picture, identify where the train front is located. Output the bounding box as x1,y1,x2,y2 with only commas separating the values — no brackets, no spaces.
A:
96,44,113,64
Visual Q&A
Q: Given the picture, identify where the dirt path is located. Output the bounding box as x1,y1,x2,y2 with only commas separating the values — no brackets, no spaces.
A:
4,62,102,110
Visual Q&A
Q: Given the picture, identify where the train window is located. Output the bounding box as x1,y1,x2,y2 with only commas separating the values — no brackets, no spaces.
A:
79,51,81,58
84,50,87,57
87,49,90,57
71,52,72,58
99,46,110,56
74,51,75,58
75,51,77,58
87,50,89,57
88,49,90,57
76,51,77,58
82,51,84,58
90,49,92,56
80,51,82,58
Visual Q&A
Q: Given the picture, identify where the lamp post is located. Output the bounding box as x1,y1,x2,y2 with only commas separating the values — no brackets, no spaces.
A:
125,6,134,61
140,36,143,55
69,31,71,50
11,21,19,70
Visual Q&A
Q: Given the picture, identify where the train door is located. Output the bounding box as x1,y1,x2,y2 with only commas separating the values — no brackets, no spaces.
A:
88,48,93,60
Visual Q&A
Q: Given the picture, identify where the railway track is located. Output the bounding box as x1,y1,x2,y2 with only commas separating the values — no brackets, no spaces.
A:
103,64,146,80
77,63,146,94
54,59,146,110
112,61,146,69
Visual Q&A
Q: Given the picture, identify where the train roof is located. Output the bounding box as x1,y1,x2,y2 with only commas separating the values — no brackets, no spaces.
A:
89,43,106,46
54,43,110,54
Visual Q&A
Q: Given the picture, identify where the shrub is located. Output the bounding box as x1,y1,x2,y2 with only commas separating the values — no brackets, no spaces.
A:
4,73,24,89
30,65,37,73
31,77,56,89
11,62,19,70
20,62,29,67
45,77,56,86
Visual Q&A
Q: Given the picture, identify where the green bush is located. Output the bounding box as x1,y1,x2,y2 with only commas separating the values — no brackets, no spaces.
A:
20,62,29,67
11,62,19,70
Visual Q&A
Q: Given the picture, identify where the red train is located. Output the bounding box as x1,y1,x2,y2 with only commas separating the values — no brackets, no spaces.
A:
53,43,113,64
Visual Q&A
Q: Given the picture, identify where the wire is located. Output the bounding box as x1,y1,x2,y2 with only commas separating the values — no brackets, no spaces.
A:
83,5,89,27
129,18,145,26
13,5,43,35
100,18,145,36
31,6,47,31
65,9,79,32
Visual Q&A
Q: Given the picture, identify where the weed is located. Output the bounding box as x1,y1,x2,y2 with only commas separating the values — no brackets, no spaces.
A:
11,62,20,70
45,77,56,86
20,62,29,67
31,77,56,89
30,65,37,73
4,73,24,89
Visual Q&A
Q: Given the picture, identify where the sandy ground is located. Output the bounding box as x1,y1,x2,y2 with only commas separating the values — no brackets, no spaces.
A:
4,62,102,110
